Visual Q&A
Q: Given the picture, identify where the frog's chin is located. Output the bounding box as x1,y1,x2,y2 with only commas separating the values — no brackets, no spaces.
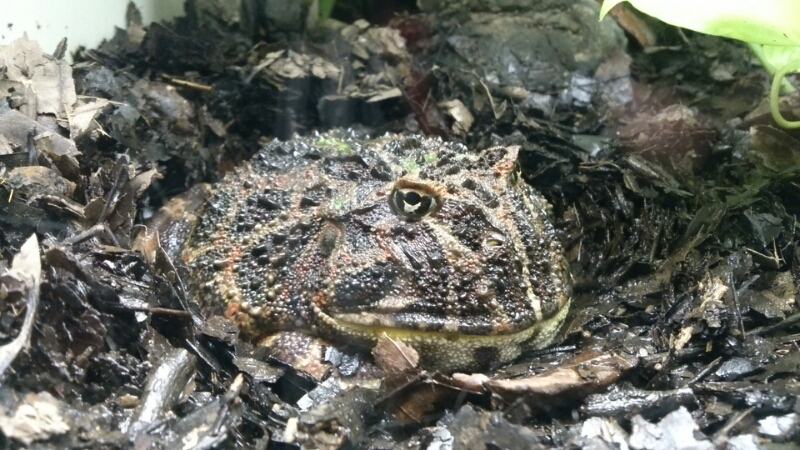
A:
311,299,571,372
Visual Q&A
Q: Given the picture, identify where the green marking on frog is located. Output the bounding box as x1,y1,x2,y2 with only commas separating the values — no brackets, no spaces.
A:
315,137,351,152
401,158,420,172
329,197,348,210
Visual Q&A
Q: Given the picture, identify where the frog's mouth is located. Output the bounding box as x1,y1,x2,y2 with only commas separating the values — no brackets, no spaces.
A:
330,312,535,336
324,308,567,346
314,300,570,371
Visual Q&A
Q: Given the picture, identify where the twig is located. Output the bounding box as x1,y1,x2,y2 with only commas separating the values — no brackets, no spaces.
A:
163,75,213,92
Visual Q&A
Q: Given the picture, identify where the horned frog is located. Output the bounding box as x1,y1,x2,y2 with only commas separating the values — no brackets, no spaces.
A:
149,130,571,373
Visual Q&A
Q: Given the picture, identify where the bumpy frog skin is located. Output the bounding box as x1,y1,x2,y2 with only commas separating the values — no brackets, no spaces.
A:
182,131,571,372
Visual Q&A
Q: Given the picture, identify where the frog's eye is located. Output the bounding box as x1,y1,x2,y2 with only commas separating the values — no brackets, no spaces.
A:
484,236,504,247
483,229,507,248
390,188,438,220
509,162,522,185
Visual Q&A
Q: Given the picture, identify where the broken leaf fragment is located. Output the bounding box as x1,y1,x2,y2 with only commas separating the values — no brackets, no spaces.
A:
0,392,69,445
0,234,41,378
485,351,637,400
747,125,800,176
0,35,77,119
438,99,474,135
372,333,419,373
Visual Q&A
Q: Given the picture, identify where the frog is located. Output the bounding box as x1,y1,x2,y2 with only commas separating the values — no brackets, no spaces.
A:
146,130,571,373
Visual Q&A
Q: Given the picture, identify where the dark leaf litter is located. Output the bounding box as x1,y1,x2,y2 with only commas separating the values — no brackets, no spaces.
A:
0,0,800,448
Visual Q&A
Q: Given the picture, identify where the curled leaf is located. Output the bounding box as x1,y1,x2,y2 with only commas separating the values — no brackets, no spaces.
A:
600,0,800,46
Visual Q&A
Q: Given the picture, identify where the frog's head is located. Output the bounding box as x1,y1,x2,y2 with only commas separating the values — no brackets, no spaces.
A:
312,135,572,371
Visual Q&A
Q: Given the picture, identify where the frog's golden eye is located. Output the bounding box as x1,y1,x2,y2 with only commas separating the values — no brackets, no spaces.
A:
509,162,522,185
484,236,504,247
390,188,438,220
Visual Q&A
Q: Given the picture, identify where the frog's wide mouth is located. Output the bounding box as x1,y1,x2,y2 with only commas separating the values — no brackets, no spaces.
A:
314,299,570,371
324,308,566,347
329,311,537,336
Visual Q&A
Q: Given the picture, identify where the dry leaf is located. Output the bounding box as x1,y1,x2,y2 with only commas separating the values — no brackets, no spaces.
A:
485,351,637,399
372,333,419,373
0,234,41,378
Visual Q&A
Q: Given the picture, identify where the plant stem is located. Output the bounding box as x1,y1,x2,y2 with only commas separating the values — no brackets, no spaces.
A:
749,43,797,94
770,58,800,128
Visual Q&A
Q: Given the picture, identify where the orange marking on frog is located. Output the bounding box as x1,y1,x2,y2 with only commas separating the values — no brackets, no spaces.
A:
226,301,242,316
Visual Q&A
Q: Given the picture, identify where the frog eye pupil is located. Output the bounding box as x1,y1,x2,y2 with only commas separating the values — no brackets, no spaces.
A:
404,191,422,205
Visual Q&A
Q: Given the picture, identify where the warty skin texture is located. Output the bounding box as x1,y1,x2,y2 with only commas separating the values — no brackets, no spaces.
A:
183,131,571,372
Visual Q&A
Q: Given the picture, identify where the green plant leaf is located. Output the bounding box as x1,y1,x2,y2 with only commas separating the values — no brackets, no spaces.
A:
319,0,336,22
748,43,797,94
599,0,800,46
760,45,800,71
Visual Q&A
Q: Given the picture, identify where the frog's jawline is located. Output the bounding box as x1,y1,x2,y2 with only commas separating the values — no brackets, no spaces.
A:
310,298,570,370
